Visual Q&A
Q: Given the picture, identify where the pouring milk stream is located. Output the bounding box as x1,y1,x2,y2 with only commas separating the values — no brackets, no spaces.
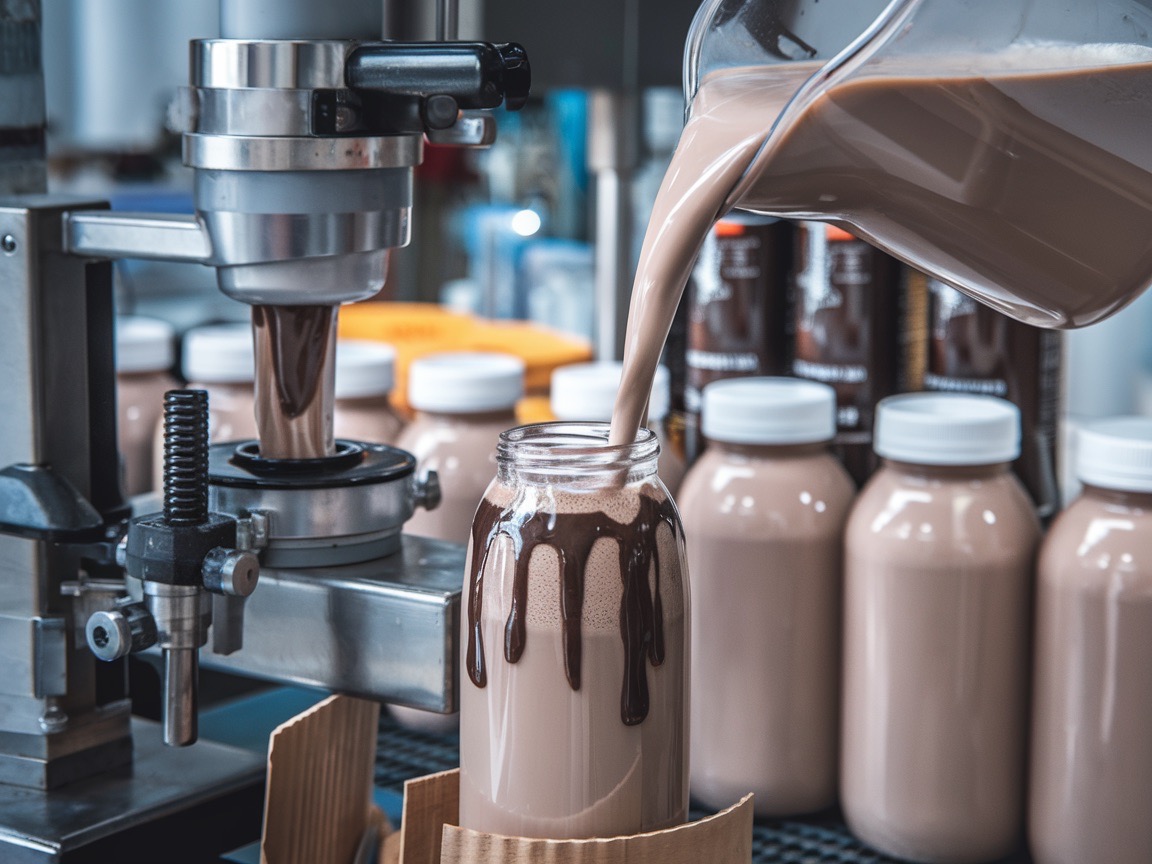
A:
610,0,1152,445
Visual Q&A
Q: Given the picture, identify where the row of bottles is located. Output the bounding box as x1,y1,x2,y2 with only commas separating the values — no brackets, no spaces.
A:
681,377,1152,864
673,218,1062,521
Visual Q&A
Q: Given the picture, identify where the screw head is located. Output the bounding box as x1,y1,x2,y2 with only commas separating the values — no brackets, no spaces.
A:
203,548,260,597
38,704,68,734
1,234,16,254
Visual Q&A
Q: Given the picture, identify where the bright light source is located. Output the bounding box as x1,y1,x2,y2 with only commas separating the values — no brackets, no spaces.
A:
511,209,542,237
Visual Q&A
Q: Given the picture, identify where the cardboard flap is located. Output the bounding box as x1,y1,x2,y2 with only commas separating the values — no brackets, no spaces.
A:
260,694,381,864
398,768,753,864
399,768,461,864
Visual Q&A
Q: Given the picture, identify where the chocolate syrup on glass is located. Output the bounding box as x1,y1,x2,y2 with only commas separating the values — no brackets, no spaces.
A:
466,493,679,726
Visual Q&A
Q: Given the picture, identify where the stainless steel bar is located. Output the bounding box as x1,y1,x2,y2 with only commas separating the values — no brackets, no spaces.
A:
588,89,639,361
198,534,463,712
63,210,212,263
437,0,460,41
162,648,198,747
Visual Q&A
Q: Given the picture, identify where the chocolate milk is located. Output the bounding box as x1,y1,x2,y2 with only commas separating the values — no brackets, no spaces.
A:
251,305,337,460
841,395,1039,863
398,411,516,545
611,51,1152,446
922,277,1063,522
333,340,405,445
678,378,853,817
459,427,688,839
790,222,903,485
1029,418,1152,864
397,353,524,546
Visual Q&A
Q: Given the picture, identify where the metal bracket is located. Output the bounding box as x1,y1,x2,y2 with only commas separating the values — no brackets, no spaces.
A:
32,617,67,699
63,210,212,263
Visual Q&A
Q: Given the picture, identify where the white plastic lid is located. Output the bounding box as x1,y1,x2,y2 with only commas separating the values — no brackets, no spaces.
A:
702,377,836,444
335,340,396,399
550,362,670,422
875,393,1020,465
116,316,175,373
183,323,254,384
408,352,524,413
1077,416,1152,493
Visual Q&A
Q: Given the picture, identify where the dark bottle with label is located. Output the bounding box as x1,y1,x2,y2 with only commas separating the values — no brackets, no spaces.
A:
921,276,1062,522
681,213,793,462
790,222,903,486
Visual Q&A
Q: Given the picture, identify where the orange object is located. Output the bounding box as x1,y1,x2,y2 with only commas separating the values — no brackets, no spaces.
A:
516,395,555,425
464,320,592,395
826,224,858,242
338,303,592,413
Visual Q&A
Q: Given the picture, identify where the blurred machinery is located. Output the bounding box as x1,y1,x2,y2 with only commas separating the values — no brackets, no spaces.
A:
0,0,528,859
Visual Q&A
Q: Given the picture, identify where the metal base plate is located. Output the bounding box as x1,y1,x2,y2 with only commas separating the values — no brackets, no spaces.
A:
0,718,265,863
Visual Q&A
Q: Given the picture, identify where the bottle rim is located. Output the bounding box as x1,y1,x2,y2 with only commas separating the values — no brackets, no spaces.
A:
497,422,659,479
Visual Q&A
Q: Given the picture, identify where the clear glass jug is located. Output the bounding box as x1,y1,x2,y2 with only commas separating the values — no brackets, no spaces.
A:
683,0,1152,328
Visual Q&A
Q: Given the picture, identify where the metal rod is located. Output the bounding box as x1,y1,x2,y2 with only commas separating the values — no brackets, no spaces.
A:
588,90,639,361
162,648,198,746
436,0,459,41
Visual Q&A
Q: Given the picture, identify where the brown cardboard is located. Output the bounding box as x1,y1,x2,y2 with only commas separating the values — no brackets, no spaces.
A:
260,694,381,864
400,769,461,864
396,769,753,864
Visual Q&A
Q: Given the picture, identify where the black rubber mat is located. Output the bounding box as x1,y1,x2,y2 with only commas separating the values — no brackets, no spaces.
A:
375,712,1031,863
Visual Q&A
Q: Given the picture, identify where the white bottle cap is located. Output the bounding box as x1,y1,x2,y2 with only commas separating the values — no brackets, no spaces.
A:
1076,416,1152,493
116,316,175,373
183,323,254,384
550,362,671,422
702,377,836,445
335,340,396,400
408,352,524,413
875,393,1020,465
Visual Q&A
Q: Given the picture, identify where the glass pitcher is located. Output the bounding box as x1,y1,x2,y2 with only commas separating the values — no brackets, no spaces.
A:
683,0,1152,328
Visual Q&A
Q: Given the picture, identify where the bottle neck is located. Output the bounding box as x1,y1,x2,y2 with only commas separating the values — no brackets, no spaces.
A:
498,422,659,490
1080,484,1152,509
713,441,830,459
881,458,1012,480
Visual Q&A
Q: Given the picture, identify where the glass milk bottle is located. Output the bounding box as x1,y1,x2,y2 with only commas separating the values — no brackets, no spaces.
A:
550,361,685,495
459,423,689,839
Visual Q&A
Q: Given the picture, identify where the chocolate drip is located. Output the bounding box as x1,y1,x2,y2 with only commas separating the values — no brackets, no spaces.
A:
466,494,679,726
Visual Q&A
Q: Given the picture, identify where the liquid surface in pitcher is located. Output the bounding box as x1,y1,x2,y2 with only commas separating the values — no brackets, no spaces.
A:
611,44,1152,445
